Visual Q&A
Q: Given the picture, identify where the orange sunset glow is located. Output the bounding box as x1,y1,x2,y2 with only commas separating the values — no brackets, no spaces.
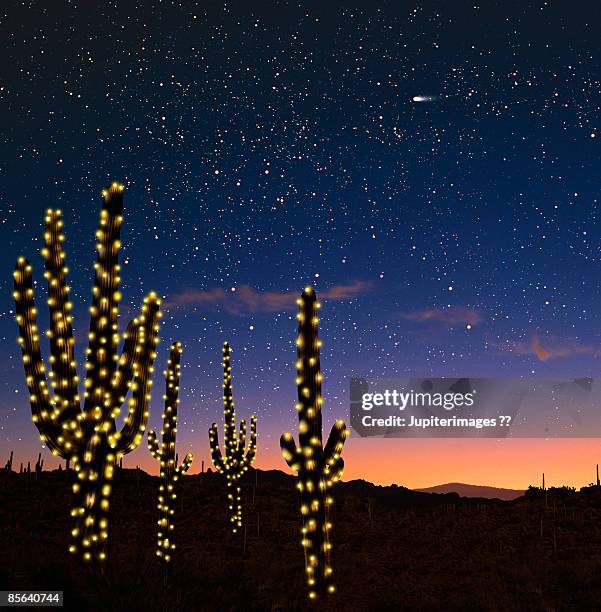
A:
10,437,600,493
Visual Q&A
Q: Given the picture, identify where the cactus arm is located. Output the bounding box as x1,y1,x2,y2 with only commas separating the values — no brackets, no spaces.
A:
110,297,160,429
209,423,225,472
13,257,55,417
113,294,161,455
13,257,72,458
245,414,257,464
109,317,141,411
148,430,162,459
323,421,347,485
176,452,193,475
325,455,344,485
41,209,79,423
280,432,301,471
83,184,125,422
323,420,347,466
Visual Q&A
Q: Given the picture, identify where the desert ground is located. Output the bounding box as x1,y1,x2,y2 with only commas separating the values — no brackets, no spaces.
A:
2,467,601,611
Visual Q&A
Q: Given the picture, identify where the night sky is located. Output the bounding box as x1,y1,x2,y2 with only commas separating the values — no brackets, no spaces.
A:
2,1,601,489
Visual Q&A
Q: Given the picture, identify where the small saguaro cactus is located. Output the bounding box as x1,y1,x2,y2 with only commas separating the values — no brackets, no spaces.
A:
4,450,13,472
280,286,348,600
35,452,44,473
209,342,257,534
148,342,193,562
13,183,161,562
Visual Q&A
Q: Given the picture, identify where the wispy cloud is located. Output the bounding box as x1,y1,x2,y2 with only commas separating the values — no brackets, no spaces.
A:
503,335,598,362
402,306,482,327
166,280,370,315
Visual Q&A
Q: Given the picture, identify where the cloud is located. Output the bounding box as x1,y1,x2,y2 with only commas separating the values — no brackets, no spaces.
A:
504,335,597,362
402,306,482,327
166,280,370,315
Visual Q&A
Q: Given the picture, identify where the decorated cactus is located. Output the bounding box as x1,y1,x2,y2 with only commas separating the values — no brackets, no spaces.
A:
148,342,193,562
209,342,257,534
13,183,161,562
280,286,348,599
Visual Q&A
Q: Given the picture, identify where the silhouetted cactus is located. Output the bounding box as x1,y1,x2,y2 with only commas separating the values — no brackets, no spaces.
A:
35,452,43,473
280,287,348,599
209,342,257,534
13,183,161,562
4,450,13,472
148,342,193,562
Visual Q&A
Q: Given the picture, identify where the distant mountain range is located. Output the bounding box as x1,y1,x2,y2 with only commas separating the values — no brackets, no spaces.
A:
237,470,525,505
45,462,527,504
136,466,526,503
416,482,525,501
229,470,526,502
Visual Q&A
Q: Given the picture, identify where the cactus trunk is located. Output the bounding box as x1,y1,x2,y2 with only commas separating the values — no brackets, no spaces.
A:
226,481,242,528
72,437,116,560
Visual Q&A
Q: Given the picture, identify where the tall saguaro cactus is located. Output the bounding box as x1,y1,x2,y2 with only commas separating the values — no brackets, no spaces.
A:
148,342,193,562
280,286,348,600
209,342,257,534
13,183,161,562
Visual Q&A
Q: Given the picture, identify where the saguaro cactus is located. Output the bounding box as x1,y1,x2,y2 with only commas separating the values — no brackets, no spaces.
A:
209,342,257,534
280,286,348,599
4,450,13,472
13,183,161,562
148,342,193,562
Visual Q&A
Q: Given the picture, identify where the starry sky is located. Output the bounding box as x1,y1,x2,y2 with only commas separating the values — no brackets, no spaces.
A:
1,1,601,489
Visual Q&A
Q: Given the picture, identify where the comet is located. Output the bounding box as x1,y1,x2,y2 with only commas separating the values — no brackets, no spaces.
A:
412,95,438,103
